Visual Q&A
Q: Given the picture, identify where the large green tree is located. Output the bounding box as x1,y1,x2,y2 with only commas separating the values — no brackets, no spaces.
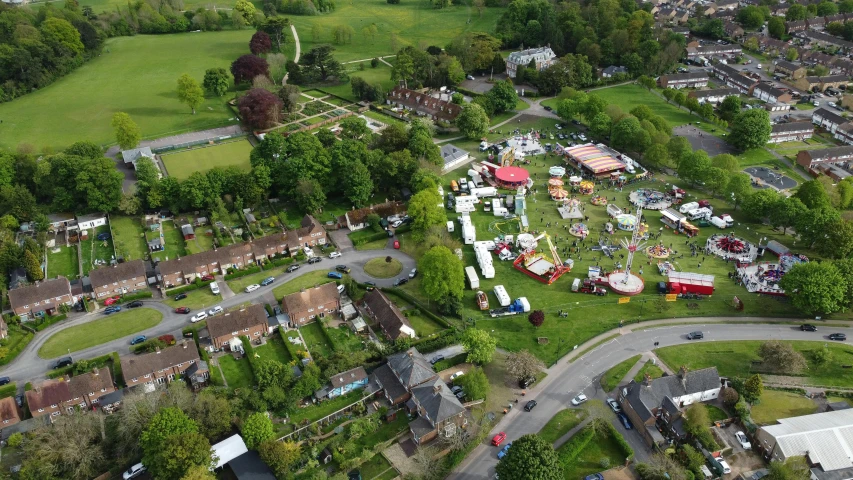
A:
456,103,490,139
678,150,711,186
461,328,497,364
725,173,752,210
141,408,203,480
418,245,464,308
779,261,849,315
487,79,519,113
495,434,563,480
203,68,230,96
729,109,771,150
408,190,447,241
769,197,808,235
794,180,832,210
242,412,275,449
454,366,490,400
742,188,779,221
177,74,205,114
111,112,141,150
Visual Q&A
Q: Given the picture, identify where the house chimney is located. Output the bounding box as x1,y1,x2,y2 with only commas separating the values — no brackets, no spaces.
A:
679,365,688,379
183,341,188,349
155,347,161,354
643,373,653,386
93,368,99,376
433,384,441,395
407,350,413,358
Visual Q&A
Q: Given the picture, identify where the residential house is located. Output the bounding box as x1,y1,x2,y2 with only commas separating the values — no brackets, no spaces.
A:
280,282,340,326
750,83,794,104
121,341,205,388
0,397,20,427
700,5,716,16
687,87,740,104
774,60,806,79
362,290,416,341
327,366,369,399
505,47,557,78
812,107,848,134
89,259,148,299
769,122,814,143
755,409,853,480
68,367,116,410
371,347,438,406
206,304,269,350
76,213,107,231
8,277,76,321
181,224,195,240
341,201,407,231
758,37,790,55
386,87,461,123
713,9,736,21
601,65,628,78
25,379,71,419
723,21,744,39
714,0,738,10
833,122,853,146
686,44,742,59
786,20,808,33
441,144,470,172
796,145,853,169
807,16,827,31
619,366,722,447
121,147,155,168
713,63,758,93
657,72,709,89
771,3,790,16
26,368,114,420
803,31,853,51
408,378,467,445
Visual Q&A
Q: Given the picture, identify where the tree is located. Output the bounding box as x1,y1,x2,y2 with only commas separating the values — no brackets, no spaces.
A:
242,412,274,449
65,141,102,159
506,350,545,382
794,180,831,209
678,150,711,186
528,310,545,327
637,454,688,480
667,136,693,165
589,113,612,140
409,190,447,241
487,79,519,113
612,116,651,156
111,112,141,150
495,434,563,480
262,17,290,52
742,374,764,403
150,432,213,480
231,54,270,84
278,84,301,113
711,154,739,172
141,408,200,479
725,173,752,210
250,31,272,55
742,188,779,221
24,249,43,281
759,340,808,374
767,457,811,480
680,444,706,477
176,74,205,115
41,17,85,56
786,48,799,62
238,88,282,129
796,206,840,248
299,45,347,82
461,328,497,364
730,109,771,150
456,103,490,139
718,96,741,123
643,144,671,170
259,440,301,478
455,366,489,400
723,388,739,407
779,261,849,315
683,403,711,437
821,219,853,259
703,167,730,198
418,244,464,306
234,0,257,24
203,68,230,97
769,196,807,235
768,17,786,38
181,465,216,480
344,160,373,208
190,391,233,441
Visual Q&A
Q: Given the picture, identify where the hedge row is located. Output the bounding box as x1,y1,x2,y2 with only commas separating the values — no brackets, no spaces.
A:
0,328,34,366
381,288,452,329
120,291,154,302
34,313,67,331
279,326,307,360
351,230,390,246
316,320,338,352
0,383,16,399
558,425,595,463
47,352,114,379
411,329,460,354
166,278,214,296
269,256,295,267
224,265,262,280
604,421,634,460
111,352,124,387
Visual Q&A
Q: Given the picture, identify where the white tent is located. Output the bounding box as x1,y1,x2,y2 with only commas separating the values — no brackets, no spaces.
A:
212,434,249,470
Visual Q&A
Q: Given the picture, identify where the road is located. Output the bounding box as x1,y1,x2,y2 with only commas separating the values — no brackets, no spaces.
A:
0,248,416,384
449,322,853,480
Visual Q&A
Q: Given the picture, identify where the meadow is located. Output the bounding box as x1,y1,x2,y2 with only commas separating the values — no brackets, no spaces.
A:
0,31,253,152
161,139,254,179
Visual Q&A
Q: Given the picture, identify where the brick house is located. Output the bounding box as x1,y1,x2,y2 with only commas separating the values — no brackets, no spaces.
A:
8,277,76,321
713,63,758,94
750,83,793,105
89,260,148,299
386,87,461,123
796,145,853,169
26,368,114,420
342,201,407,231
25,380,71,419
68,367,116,410
362,290,416,341
657,72,709,89
0,397,20,427
773,60,806,80
206,304,269,350
371,348,438,406
281,283,340,326
769,122,814,143
120,341,204,388
687,87,740,104
812,107,848,134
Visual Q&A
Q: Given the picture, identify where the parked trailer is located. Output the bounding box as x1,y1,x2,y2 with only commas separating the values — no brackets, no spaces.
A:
679,202,699,214
493,285,511,307
474,242,495,279
465,266,480,289
471,187,498,198
667,271,715,295
460,215,476,244
489,297,531,317
447,221,455,233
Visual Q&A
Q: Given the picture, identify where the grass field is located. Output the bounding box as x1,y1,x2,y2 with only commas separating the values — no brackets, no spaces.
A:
594,84,697,127
750,390,817,425
80,225,116,276
46,246,79,279
706,405,730,423
299,322,334,358
254,332,294,364
655,341,853,388
364,258,402,278
165,288,222,311
600,355,640,392
161,139,253,180
227,265,290,293
38,308,162,358
558,426,627,480
218,355,255,390
633,361,665,382
111,216,149,261
323,322,366,353
272,270,337,301
539,409,588,445
0,31,252,152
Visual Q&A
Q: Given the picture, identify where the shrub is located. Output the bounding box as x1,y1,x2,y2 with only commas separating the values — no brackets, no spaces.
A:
270,256,295,267
158,334,176,346
723,388,739,407
558,426,595,463
121,290,154,302
7,433,22,448
224,265,262,280
604,421,634,460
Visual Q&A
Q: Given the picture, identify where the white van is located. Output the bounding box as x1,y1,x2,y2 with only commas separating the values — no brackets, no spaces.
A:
493,285,511,307
210,281,220,295
710,216,727,229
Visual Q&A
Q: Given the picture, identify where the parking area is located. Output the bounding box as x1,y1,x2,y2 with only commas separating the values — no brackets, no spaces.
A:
437,363,473,383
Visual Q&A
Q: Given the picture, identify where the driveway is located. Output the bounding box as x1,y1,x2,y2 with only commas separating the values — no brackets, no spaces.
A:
327,228,355,253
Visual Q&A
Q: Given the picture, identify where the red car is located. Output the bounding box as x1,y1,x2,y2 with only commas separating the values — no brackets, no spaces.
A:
492,432,507,446
393,240,400,249
201,274,215,281
174,307,191,314
103,296,121,306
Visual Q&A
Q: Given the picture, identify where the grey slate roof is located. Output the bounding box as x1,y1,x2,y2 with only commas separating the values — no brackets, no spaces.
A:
89,260,146,288
662,395,680,415
372,363,408,400
330,366,368,389
411,378,466,426
624,367,720,421
228,450,277,480
387,348,436,389
409,416,435,439
771,122,813,134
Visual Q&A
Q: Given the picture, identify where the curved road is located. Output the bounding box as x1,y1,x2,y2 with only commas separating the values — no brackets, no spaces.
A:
449,322,853,480
0,248,416,384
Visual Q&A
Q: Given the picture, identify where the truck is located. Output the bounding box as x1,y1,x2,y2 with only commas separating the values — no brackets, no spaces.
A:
465,266,480,289
573,278,606,295
719,213,733,227
450,180,459,193
667,271,715,295
489,297,531,317
493,285,511,306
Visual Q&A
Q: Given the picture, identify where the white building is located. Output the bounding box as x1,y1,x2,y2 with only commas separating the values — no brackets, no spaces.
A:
441,144,470,172
76,213,107,230
506,47,556,78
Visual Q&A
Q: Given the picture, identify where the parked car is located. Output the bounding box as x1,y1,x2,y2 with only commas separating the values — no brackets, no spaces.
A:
364,281,376,291
209,282,220,295
245,284,260,293
126,300,143,308
617,413,633,429
497,442,513,459
191,312,208,323
130,335,146,346
391,220,404,228
260,276,275,286
430,355,445,365
450,371,464,382
801,324,817,332
208,306,224,316
103,296,121,306
336,265,351,273
524,400,538,412
606,398,622,413
201,274,215,281
393,277,408,286
718,459,732,474
393,239,400,249
328,271,343,279
175,306,191,314
584,474,604,480
14,394,23,407
571,394,588,406
687,331,704,340
286,264,300,273
104,306,122,314
735,431,751,449
174,293,188,301
409,268,418,279
454,389,465,400
829,333,847,341
96,232,111,241
450,385,463,395
122,463,146,480
543,105,552,111
466,75,475,81
308,257,322,264
491,432,507,446
54,357,73,369
0,377,10,386
329,252,342,259
519,377,535,389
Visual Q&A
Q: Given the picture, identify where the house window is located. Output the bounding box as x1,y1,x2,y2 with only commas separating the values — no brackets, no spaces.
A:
55,297,62,301
308,308,314,312
178,363,183,367
101,388,106,392
254,332,260,336
24,305,28,309
45,299,50,303
52,411,61,417
122,280,127,283
90,392,94,396
38,408,44,413
243,328,249,332
113,282,117,286
132,378,138,382
3,420,8,424
189,360,195,364
232,331,238,335
51,404,57,408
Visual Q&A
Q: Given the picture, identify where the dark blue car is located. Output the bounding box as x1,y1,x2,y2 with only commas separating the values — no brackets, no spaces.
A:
617,413,633,430
261,277,275,286
104,306,122,314
328,271,343,279
130,335,146,345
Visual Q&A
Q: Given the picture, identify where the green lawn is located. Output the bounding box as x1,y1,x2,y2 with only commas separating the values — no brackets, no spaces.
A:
706,405,730,423
289,390,364,425
750,390,817,425
404,309,446,338
360,453,396,480
110,216,148,261
164,288,222,311
557,426,628,480
185,231,215,255
364,258,402,278
0,31,252,152
161,139,253,180
218,355,255,390
539,409,588,445
81,225,116,276
272,270,337,302
159,222,188,261
323,322,366,353
655,341,853,388
255,332,293,364
227,265,290,293
46,245,79,279
600,355,641,392
299,322,334,358
38,308,163,358
633,361,665,383
594,84,697,127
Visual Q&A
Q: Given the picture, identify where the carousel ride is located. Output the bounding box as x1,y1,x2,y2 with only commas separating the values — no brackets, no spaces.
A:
549,165,566,178
558,198,584,220
706,233,758,262
628,188,672,210
606,204,647,296
646,244,671,259
578,180,594,195
591,195,608,206
548,178,569,201
569,223,590,238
